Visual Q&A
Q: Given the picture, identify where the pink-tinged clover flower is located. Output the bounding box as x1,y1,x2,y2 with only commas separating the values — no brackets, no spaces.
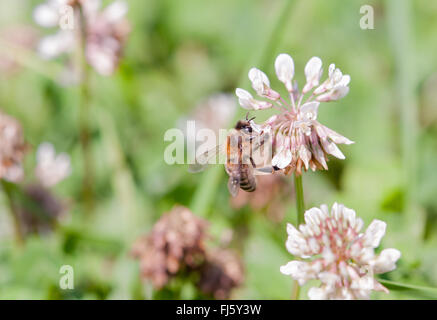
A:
0,111,28,183
280,203,401,300
33,0,130,76
235,54,353,175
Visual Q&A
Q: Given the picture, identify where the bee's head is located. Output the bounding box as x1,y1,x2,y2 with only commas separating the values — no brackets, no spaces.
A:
235,120,253,134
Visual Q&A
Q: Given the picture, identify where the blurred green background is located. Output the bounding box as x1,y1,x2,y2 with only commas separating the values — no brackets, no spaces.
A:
0,0,437,299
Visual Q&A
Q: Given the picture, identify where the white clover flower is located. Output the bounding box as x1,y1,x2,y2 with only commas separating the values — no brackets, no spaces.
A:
234,53,353,175
280,203,401,300
314,63,351,101
248,68,280,100
248,68,269,95
275,53,295,92
235,88,272,110
35,142,71,187
303,57,322,93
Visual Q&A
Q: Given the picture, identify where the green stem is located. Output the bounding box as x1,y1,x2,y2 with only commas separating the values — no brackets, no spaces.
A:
291,279,301,300
291,174,305,300
294,174,305,225
190,166,223,217
1,180,23,245
76,5,94,215
386,0,420,238
189,0,294,216
258,0,294,70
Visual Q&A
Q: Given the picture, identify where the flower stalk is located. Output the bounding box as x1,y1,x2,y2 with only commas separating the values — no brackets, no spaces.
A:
386,0,421,239
291,278,301,300
189,0,295,216
294,174,305,225
76,5,94,214
1,180,23,245
291,174,305,300
33,1,130,215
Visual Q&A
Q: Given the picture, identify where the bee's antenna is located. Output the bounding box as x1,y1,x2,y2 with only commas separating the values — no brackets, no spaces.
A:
245,112,250,121
248,116,256,122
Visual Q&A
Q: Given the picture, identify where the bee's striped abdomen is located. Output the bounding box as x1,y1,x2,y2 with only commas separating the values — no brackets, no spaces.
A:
239,169,256,192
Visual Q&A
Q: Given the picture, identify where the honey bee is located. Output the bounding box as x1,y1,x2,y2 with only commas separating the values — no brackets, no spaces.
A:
190,114,278,197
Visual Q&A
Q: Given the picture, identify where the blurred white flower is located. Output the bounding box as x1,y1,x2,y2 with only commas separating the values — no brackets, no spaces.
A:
280,203,401,300
33,0,101,28
179,93,236,136
100,0,128,22
33,0,69,28
35,142,71,187
33,0,130,76
38,30,75,59
235,53,353,175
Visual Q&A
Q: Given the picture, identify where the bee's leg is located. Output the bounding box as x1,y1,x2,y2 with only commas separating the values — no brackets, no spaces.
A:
253,165,281,175
250,156,256,168
247,135,267,147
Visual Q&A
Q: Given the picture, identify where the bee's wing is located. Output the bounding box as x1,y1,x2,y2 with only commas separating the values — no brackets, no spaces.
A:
253,166,276,175
243,131,273,168
248,132,277,176
188,143,225,173
227,176,240,197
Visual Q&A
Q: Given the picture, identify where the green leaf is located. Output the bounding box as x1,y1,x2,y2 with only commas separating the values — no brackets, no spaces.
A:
379,279,437,299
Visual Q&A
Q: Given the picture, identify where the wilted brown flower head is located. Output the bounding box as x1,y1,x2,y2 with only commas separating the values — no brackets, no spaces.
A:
198,248,244,299
0,112,27,182
17,183,67,236
230,173,292,222
131,206,208,288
